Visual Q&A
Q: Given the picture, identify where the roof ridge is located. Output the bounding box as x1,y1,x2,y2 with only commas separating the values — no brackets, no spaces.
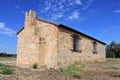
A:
36,17,60,26
17,16,106,45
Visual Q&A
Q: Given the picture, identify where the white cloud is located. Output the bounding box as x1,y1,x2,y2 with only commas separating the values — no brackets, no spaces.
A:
75,0,82,5
0,22,16,36
67,11,80,20
15,5,25,14
52,14,63,20
82,0,94,10
0,23,5,28
113,10,120,13
38,0,93,21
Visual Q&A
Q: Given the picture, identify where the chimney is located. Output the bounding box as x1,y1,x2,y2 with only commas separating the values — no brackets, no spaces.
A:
25,10,36,25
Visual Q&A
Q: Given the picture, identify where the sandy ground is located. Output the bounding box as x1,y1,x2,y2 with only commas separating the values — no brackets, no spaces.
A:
0,61,16,66
0,58,120,80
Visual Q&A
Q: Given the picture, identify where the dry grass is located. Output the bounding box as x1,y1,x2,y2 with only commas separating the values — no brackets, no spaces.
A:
0,58,120,80
0,57,16,61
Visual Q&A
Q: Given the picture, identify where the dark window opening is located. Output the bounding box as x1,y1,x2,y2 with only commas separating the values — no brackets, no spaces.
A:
93,41,97,53
73,35,79,52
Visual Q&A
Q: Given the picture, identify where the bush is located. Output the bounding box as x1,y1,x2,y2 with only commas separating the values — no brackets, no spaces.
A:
0,63,13,75
73,74,81,79
32,63,38,69
0,63,4,67
0,63,4,72
1,67,13,75
59,67,64,72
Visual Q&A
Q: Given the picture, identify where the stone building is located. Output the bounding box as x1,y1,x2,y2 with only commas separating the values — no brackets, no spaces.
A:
16,10,106,69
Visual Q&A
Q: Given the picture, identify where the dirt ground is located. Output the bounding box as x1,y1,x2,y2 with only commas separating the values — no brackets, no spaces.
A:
0,58,120,80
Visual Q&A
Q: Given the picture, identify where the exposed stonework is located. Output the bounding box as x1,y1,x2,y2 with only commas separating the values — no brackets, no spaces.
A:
57,27,105,68
16,10,106,69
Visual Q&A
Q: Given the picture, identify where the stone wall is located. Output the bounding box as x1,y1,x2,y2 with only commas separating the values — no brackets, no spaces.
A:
57,27,106,68
17,10,106,69
17,10,58,68
34,20,58,69
16,10,38,68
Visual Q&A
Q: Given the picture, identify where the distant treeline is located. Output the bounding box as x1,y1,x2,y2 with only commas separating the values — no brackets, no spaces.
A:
106,41,120,58
0,52,16,57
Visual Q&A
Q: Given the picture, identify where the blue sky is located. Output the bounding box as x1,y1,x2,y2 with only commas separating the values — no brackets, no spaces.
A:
0,0,120,54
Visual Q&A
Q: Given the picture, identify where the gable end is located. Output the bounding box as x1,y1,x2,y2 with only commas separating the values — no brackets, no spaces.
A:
17,27,24,35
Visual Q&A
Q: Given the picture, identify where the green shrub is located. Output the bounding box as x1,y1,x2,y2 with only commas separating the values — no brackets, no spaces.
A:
0,63,4,67
32,63,38,69
73,74,81,79
59,67,64,72
60,66,80,76
1,67,13,75
0,63,13,75
0,63,4,70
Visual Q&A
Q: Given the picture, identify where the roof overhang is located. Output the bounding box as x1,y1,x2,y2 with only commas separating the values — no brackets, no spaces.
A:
16,27,24,35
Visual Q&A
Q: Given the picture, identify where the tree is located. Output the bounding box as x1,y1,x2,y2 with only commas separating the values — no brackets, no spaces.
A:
0,52,16,57
106,41,120,58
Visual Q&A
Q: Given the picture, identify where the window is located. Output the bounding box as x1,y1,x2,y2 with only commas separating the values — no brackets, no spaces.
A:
93,41,97,53
73,35,79,52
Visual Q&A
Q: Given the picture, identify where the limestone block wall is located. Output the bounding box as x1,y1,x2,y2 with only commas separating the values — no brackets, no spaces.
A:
17,10,105,69
17,10,39,68
35,20,58,69
17,10,58,69
17,20,58,69
16,26,38,68
57,27,106,68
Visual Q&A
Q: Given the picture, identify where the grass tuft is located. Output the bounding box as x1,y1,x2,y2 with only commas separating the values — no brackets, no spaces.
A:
32,63,38,69
59,65,85,76
103,66,119,69
73,74,81,79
